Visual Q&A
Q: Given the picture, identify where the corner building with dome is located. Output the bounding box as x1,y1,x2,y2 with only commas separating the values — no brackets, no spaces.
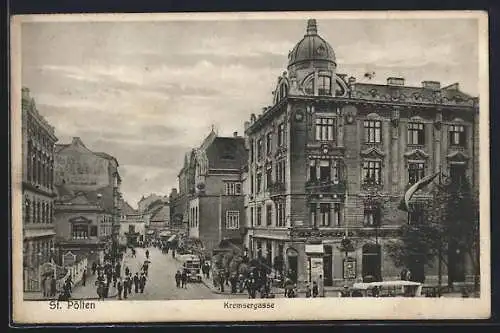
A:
243,19,479,288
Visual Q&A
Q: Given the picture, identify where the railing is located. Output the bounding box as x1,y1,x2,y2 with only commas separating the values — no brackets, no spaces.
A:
305,180,346,194
268,182,286,196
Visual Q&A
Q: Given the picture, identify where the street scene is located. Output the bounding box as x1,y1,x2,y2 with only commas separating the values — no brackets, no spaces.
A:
20,16,482,303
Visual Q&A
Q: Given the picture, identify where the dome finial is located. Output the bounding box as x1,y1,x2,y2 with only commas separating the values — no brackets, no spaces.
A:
306,19,317,35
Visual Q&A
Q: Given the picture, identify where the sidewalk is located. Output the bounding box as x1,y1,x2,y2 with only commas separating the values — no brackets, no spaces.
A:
200,276,342,298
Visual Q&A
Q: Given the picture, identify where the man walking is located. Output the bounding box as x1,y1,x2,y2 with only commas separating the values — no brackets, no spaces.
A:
134,273,139,293
117,277,123,300
175,270,182,288
318,275,325,297
181,269,188,289
82,269,87,287
140,273,146,293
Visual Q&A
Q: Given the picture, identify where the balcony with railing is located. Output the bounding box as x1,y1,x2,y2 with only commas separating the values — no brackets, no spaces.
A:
268,182,286,197
305,179,346,195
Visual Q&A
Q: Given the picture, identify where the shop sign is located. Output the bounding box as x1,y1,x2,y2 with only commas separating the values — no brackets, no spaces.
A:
343,257,357,280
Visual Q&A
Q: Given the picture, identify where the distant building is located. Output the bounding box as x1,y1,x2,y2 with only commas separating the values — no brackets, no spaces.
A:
184,129,248,253
170,151,197,234
21,87,58,292
244,19,479,287
53,137,121,268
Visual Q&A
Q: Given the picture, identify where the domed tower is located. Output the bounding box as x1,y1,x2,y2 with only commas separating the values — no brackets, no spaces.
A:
286,19,342,97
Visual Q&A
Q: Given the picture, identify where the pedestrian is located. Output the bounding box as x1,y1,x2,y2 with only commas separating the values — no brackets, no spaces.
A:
175,270,182,288
41,276,47,297
172,248,176,258
134,273,139,293
405,269,412,282
123,278,128,299
125,266,130,276
318,275,325,297
128,274,133,294
400,268,408,281
117,277,123,300
66,275,73,293
181,269,188,288
140,273,146,293
146,249,150,260
82,269,87,287
230,274,237,294
50,276,57,297
104,278,110,298
92,262,97,275
312,281,319,297
340,285,350,297
305,283,312,298
219,271,225,293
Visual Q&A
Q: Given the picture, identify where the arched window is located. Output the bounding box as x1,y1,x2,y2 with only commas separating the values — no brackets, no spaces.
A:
318,75,332,95
304,79,314,95
25,199,31,225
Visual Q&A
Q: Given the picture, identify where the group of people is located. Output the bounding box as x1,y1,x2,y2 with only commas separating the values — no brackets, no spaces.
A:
41,275,58,298
116,269,148,299
213,268,275,298
93,259,122,300
174,269,189,288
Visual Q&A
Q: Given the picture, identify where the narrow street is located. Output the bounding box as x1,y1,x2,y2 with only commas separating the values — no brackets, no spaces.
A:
117,246,241,300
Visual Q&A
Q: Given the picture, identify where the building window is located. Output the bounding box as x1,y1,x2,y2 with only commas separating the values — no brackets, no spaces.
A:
36,202,40,224
266,204,272,226
224,182,242,195
266,166,273,190
257,139,263,161
408,162,425,185
90,226,98,237
304,79,314,95
318,76,332,96
310,204,317,227
276,159,286,183
333,203,341,226
362,161,382,185
277,123,285,147
364,204,381,226
250,174,254,195
309,160,317,180
364,120,382,143
276,202,286,227
256,206,262,226
319,160,331,181
320,203,331,226
408,123,425,145
72,224,88,239
128,225,135,234
266,132,272,155
226,211,240,229
250,207,254,227
315,118,335,141
27,140,32,182
24,199,31,225
249,139,254,163
256,172,262,193
449,125,466,147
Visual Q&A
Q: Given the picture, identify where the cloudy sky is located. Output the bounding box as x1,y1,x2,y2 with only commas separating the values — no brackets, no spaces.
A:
21,16,479,208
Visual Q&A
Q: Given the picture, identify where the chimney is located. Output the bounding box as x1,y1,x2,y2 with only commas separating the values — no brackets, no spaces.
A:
233,131,238,137
387,77,405,86
22,87,30,100
348,76,356,85
262,107,267,113
422,81,441,91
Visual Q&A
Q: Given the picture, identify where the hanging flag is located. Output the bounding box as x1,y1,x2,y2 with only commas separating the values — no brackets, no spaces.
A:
402,172,440,211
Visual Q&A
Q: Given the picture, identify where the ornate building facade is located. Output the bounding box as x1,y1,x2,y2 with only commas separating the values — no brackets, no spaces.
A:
22,87,59,292
53,137,122,268
243,19,479,287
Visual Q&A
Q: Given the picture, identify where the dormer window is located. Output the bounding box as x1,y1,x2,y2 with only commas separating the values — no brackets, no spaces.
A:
318,75,332,96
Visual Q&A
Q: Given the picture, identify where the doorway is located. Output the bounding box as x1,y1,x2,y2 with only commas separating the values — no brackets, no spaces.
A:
286,247,298,283
362,243,381,282
323,245,333,286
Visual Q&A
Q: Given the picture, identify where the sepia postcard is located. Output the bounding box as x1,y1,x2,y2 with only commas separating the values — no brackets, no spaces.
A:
10,11,490,324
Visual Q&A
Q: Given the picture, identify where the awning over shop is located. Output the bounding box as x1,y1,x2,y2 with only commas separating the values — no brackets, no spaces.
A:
167,235,177,243
305,244,324,255
146,230,155,235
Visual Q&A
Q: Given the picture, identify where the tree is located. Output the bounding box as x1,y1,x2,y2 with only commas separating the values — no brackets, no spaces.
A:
388,176,480,291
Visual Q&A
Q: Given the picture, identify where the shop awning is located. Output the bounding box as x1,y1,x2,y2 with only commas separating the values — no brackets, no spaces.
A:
147,230,155,235
305,244,324,255
167,235,177,243
159,231,171,237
